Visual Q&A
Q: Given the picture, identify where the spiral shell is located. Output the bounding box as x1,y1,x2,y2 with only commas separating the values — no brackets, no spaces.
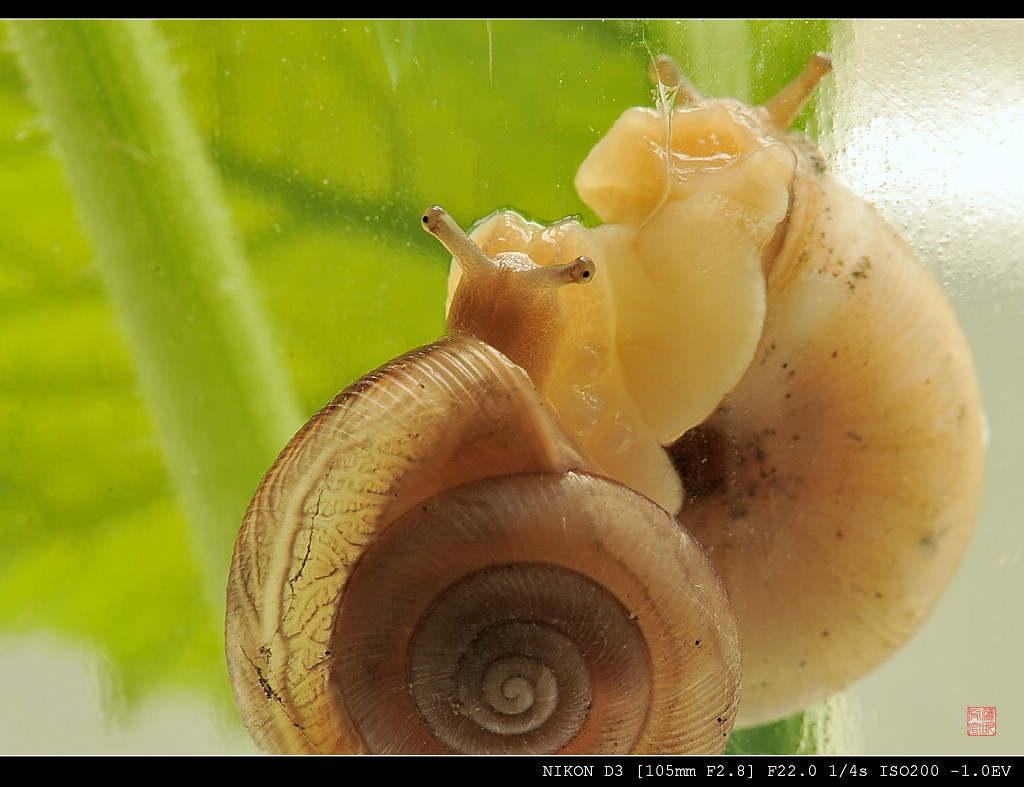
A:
226,337,741,753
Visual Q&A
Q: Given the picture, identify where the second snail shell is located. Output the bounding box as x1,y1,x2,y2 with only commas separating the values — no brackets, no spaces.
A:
226,54,984,751
455,54,983,726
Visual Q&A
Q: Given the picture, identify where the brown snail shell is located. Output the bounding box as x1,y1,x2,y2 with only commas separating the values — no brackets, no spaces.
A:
226,336,741,754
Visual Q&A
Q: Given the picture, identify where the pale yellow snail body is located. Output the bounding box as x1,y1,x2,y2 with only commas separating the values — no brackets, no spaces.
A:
455,54,984,726
226,54,984,752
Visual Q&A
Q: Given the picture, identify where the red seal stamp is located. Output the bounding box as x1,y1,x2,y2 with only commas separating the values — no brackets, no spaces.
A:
967,707,996,736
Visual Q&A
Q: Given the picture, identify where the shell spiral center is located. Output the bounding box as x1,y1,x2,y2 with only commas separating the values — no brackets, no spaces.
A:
408,564,648,753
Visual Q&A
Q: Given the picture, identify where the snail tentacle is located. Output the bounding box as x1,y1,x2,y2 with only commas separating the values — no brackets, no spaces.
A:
762,51,833,129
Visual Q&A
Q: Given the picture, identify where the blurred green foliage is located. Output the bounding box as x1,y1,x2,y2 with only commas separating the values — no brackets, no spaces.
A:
0,20,835,749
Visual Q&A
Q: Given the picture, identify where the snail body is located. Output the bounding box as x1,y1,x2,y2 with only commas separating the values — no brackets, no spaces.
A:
226,54,984,751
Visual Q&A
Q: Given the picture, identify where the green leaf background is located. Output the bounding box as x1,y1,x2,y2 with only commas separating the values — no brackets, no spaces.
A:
13,19,1005,754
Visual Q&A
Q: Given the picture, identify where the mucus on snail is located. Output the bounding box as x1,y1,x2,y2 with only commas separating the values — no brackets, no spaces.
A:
226,53,984,753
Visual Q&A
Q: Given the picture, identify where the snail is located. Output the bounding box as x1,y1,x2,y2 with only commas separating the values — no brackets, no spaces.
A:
224,218,742,754
450,53,984,726
226,52,985,751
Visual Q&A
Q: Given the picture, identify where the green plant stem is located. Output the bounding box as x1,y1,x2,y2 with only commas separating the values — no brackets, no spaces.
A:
11,20,301,608
726,694,856,755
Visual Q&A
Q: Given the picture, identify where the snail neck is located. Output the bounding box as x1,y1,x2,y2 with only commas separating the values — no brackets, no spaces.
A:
424,205,594,386
446,258,587,388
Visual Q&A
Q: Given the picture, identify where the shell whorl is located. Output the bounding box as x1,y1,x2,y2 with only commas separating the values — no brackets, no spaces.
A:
226,337,741,754
334,473,740,754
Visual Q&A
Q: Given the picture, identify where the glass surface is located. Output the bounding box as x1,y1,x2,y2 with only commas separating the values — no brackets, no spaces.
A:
0,19,1019,754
